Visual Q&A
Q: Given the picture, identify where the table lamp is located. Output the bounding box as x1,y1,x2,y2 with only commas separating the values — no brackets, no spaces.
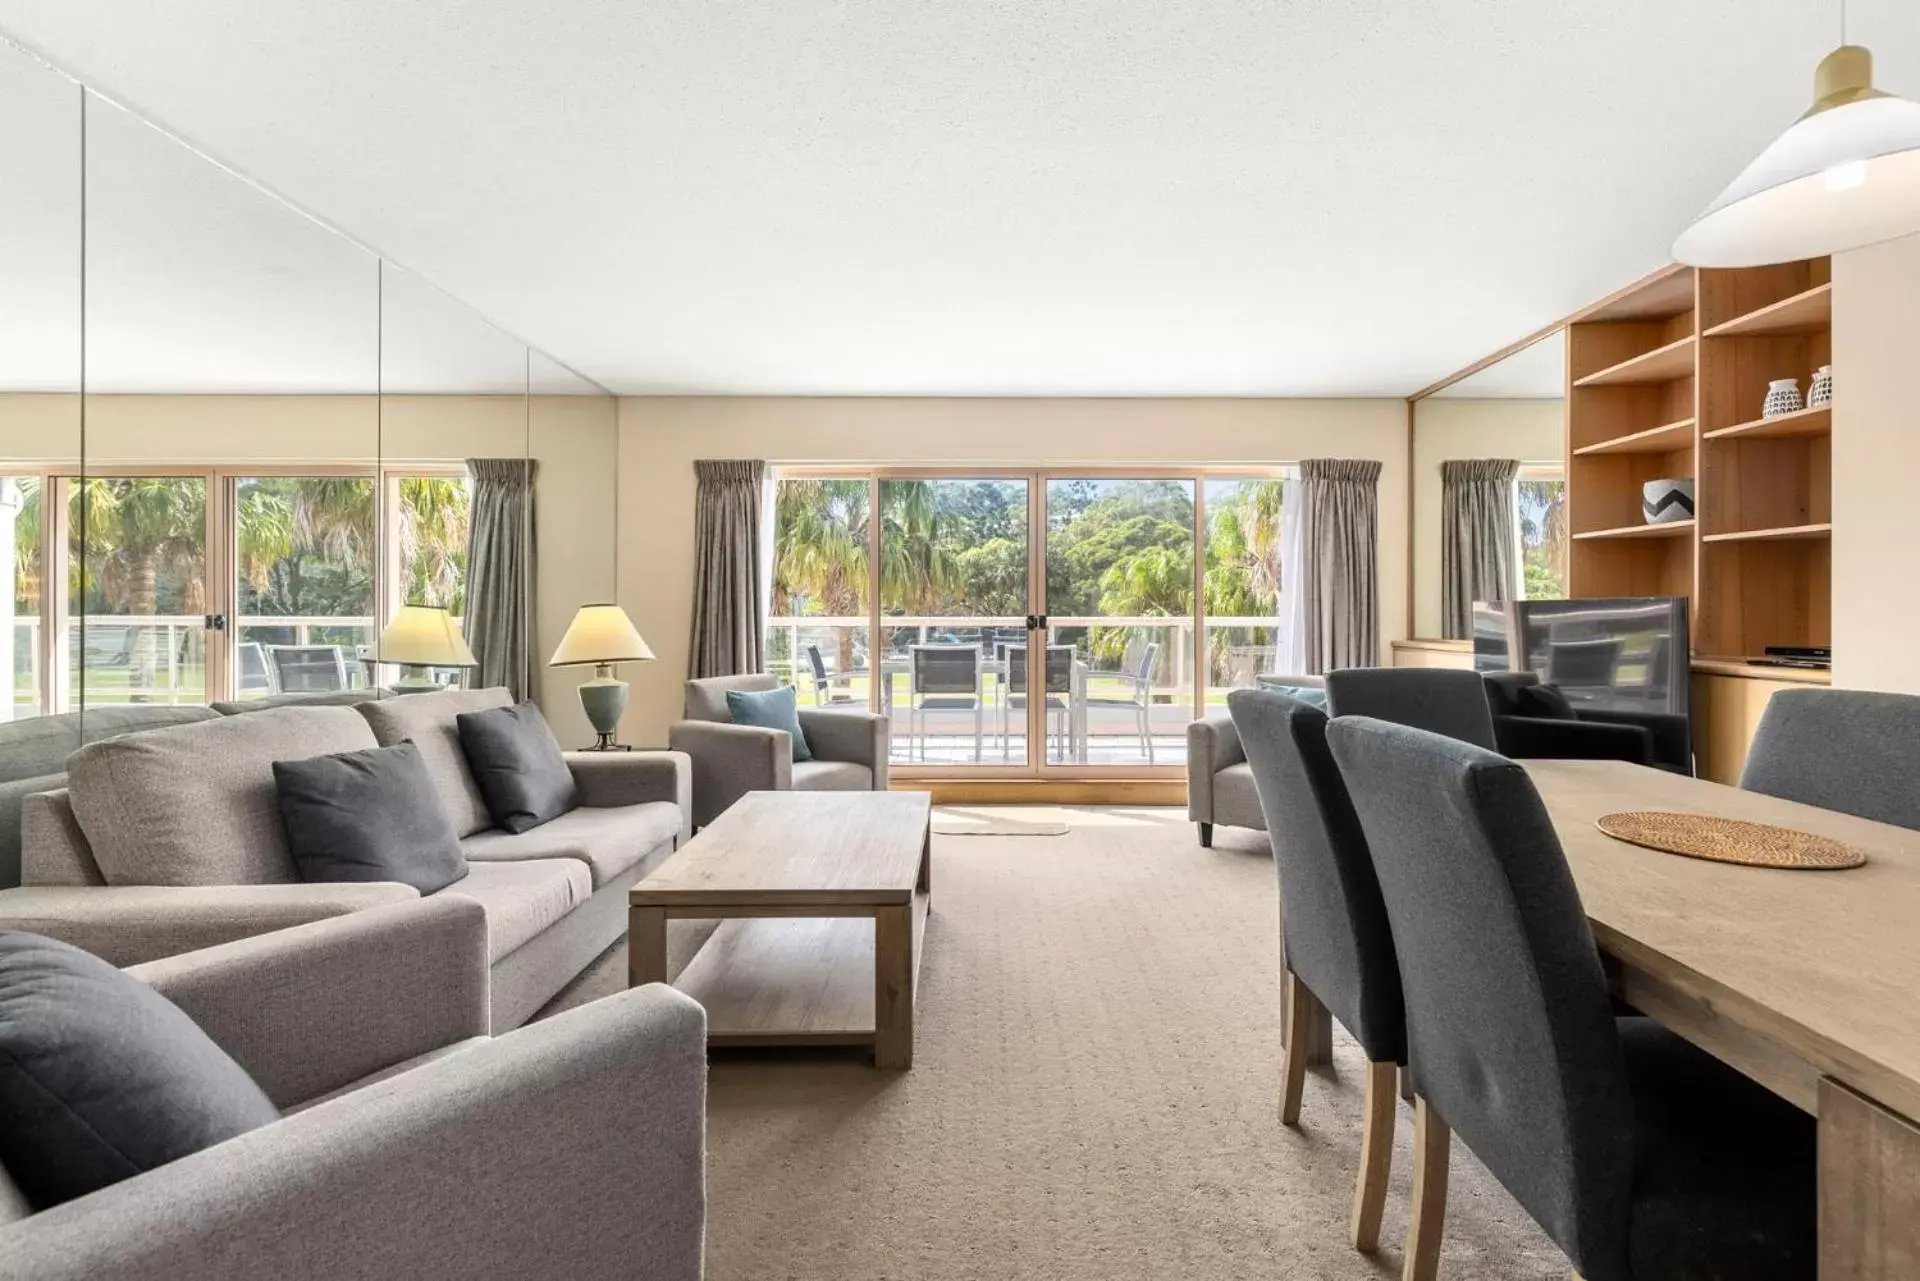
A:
376,604,478,694
549,603,654,749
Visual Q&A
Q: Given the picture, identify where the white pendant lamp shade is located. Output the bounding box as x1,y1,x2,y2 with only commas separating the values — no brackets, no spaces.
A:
1675,46,1920,266
377,604,478,668
549,604,654,667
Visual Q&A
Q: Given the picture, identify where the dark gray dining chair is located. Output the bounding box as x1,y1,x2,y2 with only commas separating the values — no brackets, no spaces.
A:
1741,688,1920,831
908,643,983,762
804,643,866,706
1325,716,1815,1281
1083,640,1160,762
1227,688,1404,1256
1323,667,1498,749
1001,644,1072,762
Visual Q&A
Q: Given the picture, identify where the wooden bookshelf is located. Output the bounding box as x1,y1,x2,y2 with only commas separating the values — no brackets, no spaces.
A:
1565,256,1833,663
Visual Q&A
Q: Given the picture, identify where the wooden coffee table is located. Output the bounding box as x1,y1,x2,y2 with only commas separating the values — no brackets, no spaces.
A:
628,790,933,1069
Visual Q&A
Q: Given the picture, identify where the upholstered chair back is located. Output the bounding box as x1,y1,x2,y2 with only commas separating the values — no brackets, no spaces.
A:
683,674,779,722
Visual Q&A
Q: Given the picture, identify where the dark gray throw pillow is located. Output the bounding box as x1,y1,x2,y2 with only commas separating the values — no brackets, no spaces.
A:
0,932,279,1209
456,701,579,834
1520,683,1578,721
274,741,467,893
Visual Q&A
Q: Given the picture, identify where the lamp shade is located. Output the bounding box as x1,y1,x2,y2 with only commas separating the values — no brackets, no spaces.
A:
376,604,478,668
549,604,654,667
1674,46,1920,266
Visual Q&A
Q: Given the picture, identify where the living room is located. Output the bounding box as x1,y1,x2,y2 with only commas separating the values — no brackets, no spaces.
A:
3,5,1920,1280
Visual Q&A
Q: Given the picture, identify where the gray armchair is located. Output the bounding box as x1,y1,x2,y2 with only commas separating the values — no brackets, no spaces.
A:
669,674,890,828
0,896,707,1280
1187,674,1323,847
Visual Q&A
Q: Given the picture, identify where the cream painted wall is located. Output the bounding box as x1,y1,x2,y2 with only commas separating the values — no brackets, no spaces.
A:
1409,398,1565,639
0,392,619,743
614,396,1410,744
1831,231,1920,695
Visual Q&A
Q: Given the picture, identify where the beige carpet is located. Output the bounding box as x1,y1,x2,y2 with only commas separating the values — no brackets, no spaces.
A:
539,807,1565,1280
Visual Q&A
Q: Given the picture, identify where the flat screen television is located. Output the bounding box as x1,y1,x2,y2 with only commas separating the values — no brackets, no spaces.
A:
1471,596,1690,721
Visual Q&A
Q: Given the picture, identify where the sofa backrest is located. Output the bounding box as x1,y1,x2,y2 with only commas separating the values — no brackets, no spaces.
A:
683,674,778,723
65,706,378,886
21,791,102,887
0,705,220,785
212,688,393,716
355,687,512,838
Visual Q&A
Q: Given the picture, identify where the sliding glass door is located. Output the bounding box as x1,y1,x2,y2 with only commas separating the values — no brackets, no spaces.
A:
769,465,1286,778
228,474,377,701
68,474,211,707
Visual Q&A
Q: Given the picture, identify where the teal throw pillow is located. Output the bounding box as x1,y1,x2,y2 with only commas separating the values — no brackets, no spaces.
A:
1263,682,1329,710
725,685,813,762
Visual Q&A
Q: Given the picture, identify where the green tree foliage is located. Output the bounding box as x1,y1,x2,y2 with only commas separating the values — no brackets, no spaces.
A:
1518,478,1567,599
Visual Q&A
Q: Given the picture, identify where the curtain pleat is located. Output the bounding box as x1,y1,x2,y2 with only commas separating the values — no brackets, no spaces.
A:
464,458,538,700
1440,458,1521,639
1298,458,1382,674
688,460,767,679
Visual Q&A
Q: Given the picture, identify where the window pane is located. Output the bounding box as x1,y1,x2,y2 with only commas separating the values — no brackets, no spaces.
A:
1203,477,1285,697
70,476,207,705
877,478,1028,766
1520,475,1568,600
769,476,873,724
2,476,43,719
233,476,375,699
1044,478,1193,767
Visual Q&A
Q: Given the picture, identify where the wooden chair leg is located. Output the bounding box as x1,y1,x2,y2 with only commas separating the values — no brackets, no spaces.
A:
1351,1060,1397,1253
1404,1096,1450,1281
1280,971,1319,1125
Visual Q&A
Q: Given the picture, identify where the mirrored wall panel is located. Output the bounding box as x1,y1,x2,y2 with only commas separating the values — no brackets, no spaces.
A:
1413,330,1568,639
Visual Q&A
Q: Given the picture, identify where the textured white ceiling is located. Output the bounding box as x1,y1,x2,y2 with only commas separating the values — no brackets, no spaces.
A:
1,1,1912,396
1431,330,1565,399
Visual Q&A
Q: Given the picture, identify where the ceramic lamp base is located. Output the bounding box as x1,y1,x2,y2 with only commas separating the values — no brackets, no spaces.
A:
392,665,450,695
578,668,629,750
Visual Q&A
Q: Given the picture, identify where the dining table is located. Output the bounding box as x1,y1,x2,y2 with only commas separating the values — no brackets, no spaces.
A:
1286,758,1920,1275
876,654,1092,763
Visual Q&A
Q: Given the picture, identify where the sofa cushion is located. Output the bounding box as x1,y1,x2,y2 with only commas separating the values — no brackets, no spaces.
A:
791,760,872,791
726,685,813,762
273,742,468,894
460,802,682,889
67,707,378,887
456,702,578,834
435,858,590,961
356,688,511,838
0,931,279,1209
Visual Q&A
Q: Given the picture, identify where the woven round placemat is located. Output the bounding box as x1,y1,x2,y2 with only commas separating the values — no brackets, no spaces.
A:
1597,811,1866,870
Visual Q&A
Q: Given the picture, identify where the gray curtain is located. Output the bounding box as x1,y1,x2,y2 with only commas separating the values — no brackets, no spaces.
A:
1298,458,1382,674
688,459,766,679
1441,458,1521,640
464,458,537,699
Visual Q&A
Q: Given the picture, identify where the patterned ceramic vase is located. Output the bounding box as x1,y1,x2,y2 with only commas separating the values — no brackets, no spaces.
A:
1808,365,1833,407
1763,378,1804,417
1642,478,1695,525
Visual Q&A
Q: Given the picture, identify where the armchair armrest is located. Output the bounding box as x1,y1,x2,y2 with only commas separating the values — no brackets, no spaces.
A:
566,750,693,842
126,896,490,1110
797,706,889,785
668,719,791,827
1576,707,1693,773
0,882,419,968
1493,714,1653,766
0,986,708,1281
1187,711,1245,823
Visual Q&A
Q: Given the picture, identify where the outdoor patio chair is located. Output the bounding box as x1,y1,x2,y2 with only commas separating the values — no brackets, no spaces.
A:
264,644,349,694
1083,640,1160,762
908,643,983,763
805,643,866,705
1001,643,1072,762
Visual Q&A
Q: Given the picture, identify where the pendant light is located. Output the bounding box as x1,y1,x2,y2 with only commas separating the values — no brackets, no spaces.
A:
1673,9,1920,267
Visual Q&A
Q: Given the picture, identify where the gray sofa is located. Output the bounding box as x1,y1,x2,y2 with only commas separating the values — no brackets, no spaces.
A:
0,687,691,1029
669,673,889,828
1187,674,1324,847
0,896,707,1281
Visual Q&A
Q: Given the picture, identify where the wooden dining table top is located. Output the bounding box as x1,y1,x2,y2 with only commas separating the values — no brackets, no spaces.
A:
1522,759,1920,1123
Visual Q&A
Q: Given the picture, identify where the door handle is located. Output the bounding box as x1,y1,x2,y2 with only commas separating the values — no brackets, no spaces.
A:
1025,614,1048,631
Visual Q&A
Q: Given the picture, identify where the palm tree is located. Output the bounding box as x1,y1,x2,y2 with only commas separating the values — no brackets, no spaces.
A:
397,477,469,612
1519,478,1569,597
68,478,208,700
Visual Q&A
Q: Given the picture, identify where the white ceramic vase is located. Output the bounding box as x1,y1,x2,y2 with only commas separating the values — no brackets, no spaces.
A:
1642,477,1695,525
1763,378,1804,418
1808,365,1833,407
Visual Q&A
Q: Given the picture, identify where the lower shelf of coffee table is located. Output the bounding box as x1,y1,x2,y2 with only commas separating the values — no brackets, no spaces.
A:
672,892,931,1045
